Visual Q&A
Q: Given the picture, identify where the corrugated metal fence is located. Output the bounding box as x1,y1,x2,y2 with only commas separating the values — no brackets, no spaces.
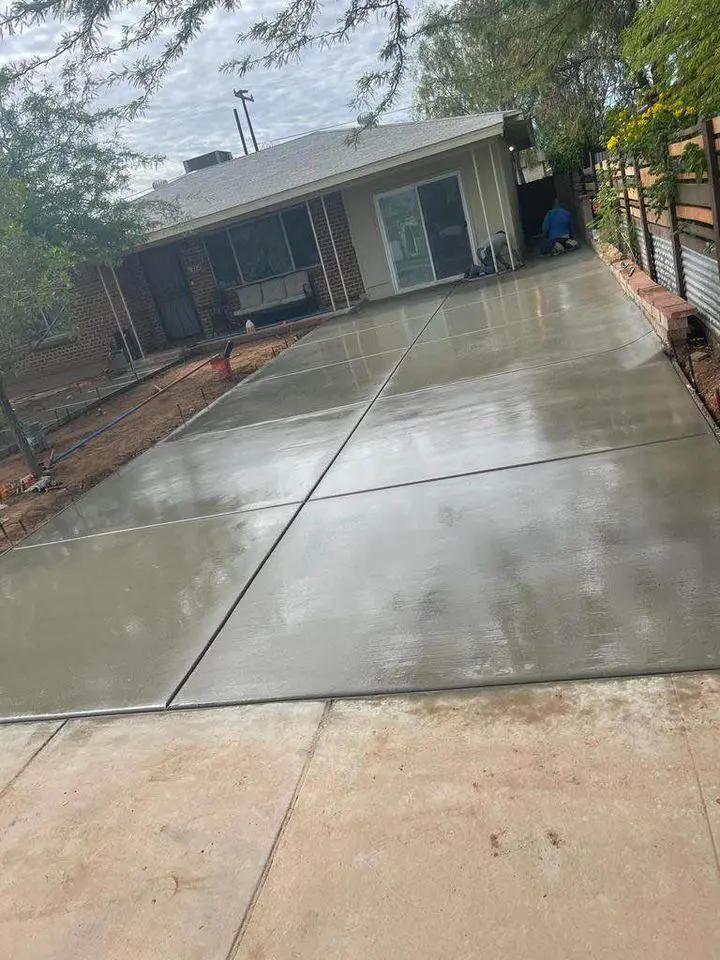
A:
682,246,720,339
592,119,720,344
633,222,650,274
651,234,679,294
633,224,720,338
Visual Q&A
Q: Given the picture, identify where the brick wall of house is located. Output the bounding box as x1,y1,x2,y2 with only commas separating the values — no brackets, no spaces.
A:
11,255,170,383
12,265,128,381
308,193,365,309
176,196,365,327
177,237,217,337
116,254,168,352
11,192,367,383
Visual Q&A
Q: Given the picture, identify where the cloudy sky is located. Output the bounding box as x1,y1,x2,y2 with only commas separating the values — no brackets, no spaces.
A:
1,3,417,191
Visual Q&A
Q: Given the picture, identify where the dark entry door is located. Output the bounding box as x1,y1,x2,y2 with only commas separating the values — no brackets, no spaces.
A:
141,246,202,340
417,176,473,279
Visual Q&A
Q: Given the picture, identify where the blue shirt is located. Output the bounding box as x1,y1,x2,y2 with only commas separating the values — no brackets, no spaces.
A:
542,206,573,241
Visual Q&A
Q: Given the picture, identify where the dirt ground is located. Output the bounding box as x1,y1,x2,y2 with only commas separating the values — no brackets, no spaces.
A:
0,336,295,553
676,328,720,430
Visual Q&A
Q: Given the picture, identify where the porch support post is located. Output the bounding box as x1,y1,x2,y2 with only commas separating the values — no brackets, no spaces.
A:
306,199,337,313
97,264,138,378
472,148,499,275
489,140,517,270
111,264,145,359
320,194,350,309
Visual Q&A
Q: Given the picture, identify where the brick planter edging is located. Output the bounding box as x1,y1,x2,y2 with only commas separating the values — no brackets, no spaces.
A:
593,241,693,348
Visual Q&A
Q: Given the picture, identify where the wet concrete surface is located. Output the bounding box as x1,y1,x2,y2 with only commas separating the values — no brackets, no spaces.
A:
176,436,720,705
316,335,709,496
387,304,647,394
3,248,720,719
252,328,416,381
418,288,633,344
172,350,403,437
25,407,360,544
0,507,294,718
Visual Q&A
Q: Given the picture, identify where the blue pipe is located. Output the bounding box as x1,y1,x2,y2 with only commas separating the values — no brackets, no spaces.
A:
53,398,148,464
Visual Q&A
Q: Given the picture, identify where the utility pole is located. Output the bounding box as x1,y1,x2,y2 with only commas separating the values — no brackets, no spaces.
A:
234,89,258,152
233,108,248,156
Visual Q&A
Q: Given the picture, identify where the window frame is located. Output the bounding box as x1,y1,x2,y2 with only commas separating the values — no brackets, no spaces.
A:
26,301,71,343
203,204,320,288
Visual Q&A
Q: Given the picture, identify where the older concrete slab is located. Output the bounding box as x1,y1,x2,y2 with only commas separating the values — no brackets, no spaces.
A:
0,702,324,960
173,351,404,438
0,721,62,793
233,681,720,960
26,407,360,545
672,673,720,857
175,435,720,707
316,336,708,497
0,506,294,719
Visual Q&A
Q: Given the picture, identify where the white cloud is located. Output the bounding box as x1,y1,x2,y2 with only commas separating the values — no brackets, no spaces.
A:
2,4,414,192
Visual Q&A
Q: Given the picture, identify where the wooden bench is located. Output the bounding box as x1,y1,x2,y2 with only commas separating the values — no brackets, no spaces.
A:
232,270,314,326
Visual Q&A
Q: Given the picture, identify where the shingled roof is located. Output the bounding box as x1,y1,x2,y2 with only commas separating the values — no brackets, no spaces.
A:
144,112,531,243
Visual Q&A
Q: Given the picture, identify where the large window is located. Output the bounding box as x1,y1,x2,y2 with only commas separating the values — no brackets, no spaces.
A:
27,300,72,342
204,205,319,285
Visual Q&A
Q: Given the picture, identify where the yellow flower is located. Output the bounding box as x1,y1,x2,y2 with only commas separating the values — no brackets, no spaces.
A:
607,135,619,150
674,109,684,118
685,106,696,115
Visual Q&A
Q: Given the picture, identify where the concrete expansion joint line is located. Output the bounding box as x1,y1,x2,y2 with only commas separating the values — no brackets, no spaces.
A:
311,431,710,504
167,281,461,706
224,700,334,960
669,677,720,880
0,719,67,803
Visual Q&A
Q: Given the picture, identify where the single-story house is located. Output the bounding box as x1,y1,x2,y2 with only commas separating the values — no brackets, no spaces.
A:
17,112,532,379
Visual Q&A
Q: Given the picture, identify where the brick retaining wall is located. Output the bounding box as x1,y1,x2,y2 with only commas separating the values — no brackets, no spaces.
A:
595,242,693,348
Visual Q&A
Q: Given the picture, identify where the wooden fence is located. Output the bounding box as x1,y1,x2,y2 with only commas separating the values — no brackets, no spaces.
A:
573,117,720,342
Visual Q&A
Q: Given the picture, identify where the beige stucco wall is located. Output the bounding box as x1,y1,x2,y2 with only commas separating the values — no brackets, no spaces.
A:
341,138,522,300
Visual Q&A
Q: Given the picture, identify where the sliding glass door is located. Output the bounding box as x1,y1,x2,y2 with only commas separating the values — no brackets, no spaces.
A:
376,188,434,289
376,174,473,290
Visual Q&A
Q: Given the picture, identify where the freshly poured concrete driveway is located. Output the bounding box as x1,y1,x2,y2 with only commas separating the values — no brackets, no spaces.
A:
3,249,720,720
